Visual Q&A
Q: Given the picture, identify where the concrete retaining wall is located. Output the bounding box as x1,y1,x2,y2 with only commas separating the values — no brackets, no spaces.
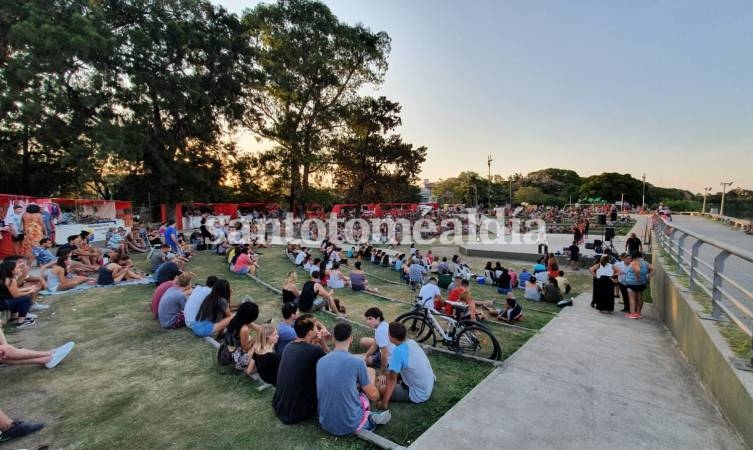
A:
651,255,753,449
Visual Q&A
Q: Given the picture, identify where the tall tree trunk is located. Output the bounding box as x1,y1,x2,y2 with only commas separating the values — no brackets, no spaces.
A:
21,125,30,193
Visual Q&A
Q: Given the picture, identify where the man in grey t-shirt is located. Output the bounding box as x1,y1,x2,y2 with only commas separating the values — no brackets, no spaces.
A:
378,322,435,409
317,323,390,436
158,274,193,329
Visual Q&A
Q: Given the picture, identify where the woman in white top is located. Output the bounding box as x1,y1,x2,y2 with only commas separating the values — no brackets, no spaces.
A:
326,261,350,289
524,278,542,301
590,255,615,313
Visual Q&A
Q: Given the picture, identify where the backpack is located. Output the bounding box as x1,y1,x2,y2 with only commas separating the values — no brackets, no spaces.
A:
217,331,241,367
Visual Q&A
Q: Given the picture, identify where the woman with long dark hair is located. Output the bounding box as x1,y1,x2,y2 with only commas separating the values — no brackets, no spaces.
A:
223,301,260,374
191,279,233,337
0,260,35,328
43,249,90,292
590,255,615,313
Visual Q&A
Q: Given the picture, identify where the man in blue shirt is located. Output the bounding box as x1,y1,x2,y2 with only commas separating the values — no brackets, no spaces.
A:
317,322,390,436
276,302,299,355
164,219,179,253
378,322,435,410
32,238,56,266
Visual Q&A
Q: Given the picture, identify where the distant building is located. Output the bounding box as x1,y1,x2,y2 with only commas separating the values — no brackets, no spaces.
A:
420,179,436,203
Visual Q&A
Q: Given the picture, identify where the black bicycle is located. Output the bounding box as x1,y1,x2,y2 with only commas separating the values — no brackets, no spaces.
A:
395,300,501,361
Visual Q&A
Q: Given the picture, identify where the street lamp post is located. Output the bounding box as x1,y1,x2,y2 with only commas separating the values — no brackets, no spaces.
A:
701,187,712,214
720,181,734,217
641,173,646,210
509,178,513,207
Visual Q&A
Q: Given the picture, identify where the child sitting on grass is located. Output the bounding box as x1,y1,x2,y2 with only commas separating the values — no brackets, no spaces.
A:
481,293,523,322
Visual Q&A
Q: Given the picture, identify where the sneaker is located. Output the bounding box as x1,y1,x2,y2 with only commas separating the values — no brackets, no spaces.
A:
0,420,45,443
45,341,75,369
29,303,50,311
634,313,643,319
14,318,36,330
369,410,391,426
26,313,38,319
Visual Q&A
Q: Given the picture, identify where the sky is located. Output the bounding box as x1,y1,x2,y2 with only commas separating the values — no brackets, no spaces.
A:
215,0,753,195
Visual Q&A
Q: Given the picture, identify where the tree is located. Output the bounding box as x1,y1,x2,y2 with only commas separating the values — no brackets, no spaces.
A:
95,0,253,204
242,0,390,212
578,173,642,204
331,96,426,205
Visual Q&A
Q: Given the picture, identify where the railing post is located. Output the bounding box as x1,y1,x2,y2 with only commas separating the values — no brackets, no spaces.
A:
711,251,730,319
689,240,703,290
667,227,678,269
678,234,688,271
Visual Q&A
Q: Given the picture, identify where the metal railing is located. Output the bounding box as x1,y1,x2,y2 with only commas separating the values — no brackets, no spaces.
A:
652,215,753,368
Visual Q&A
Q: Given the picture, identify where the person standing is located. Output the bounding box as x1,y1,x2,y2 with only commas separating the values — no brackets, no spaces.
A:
568,240,580,271
21,205,45,263
625,251,654,319
625,233,643,254
7,205,25,257
317,323,391,436
590,255,615,313
613,253,632,313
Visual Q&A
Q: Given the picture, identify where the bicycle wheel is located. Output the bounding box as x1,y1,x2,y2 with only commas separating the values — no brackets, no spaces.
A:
397,314,434,344
453,325,501,360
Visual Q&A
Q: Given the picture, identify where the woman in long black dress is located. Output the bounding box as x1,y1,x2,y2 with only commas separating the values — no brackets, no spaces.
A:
590,255,615,313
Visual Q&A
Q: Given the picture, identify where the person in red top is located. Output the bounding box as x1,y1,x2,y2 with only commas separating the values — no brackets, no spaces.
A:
447,279,469,302
151,274,179,318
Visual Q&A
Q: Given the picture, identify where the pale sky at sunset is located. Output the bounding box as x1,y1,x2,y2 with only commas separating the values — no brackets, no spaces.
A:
217,0,753,195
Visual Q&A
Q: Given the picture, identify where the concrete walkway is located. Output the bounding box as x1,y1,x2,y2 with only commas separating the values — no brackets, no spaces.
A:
410,294,746,450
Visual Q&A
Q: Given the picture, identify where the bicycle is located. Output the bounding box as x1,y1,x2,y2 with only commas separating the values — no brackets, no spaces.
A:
395,299,502,361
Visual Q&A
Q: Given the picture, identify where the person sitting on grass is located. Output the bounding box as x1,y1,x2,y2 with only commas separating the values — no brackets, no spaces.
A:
556,270,571,294
524,277,542,301
231,246,257,277
107,227,129,255
0,325,75,369
247,323,280,386
76,231,104,268
317,322,391,436
360,307,395,383
541,277,563,304
273,314,331,424
32,237,56,267
348,262,379,294
326,261,350,289
126,227,148,253
42,249,90,292
281,271,300,304
0,260,36,329
151,272,179,319
481,293,523,322
298,271,346,317
158,273,194,329
0,407,44,444
155,257,183,286
418,277,442,309
276,302,299,355
184,276,216,329
191,279,233,338
377,322,435,410
452,290,483,321
222,301,262,375
96,254,143,286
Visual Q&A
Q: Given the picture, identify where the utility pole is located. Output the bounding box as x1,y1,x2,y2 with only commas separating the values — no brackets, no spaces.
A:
641,173,646,210
701,187,712,214
720,181,734,217
487,155,493,208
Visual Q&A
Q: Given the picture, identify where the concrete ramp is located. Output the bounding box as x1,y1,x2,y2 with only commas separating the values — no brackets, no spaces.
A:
410,294,746,450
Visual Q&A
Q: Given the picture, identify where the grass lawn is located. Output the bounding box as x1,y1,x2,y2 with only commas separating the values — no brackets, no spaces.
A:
1,247,498,449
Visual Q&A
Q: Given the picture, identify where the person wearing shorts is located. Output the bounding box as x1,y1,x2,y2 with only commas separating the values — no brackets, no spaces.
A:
378,322,435,410
316,323,391,436
624,251,654,319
